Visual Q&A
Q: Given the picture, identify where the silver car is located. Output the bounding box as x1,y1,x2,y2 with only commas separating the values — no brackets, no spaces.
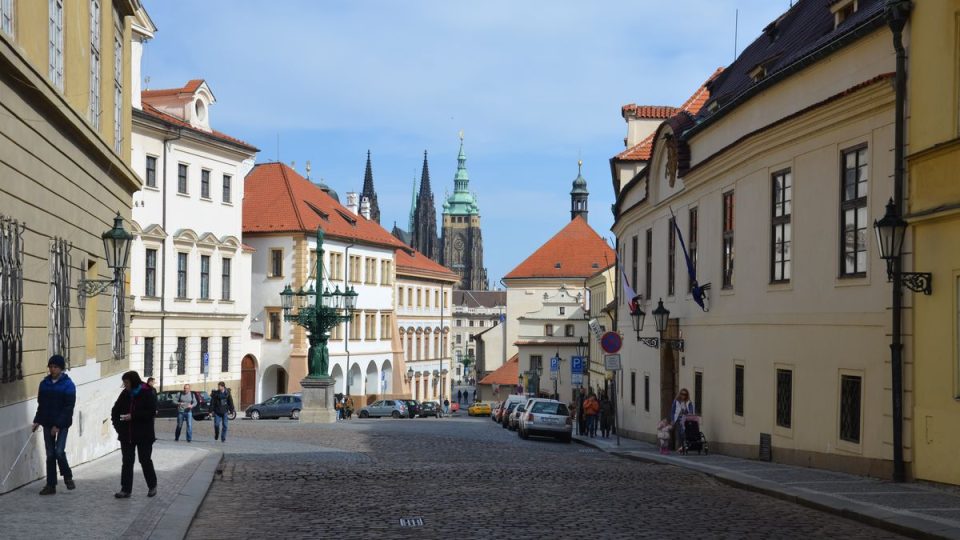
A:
518,399,572,442
358,399,408,419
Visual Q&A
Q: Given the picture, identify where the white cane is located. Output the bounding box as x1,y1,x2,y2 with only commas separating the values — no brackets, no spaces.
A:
1,430,36,488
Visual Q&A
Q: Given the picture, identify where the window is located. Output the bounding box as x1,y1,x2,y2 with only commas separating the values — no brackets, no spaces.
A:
530,355,543,373
469,320,474,327
48,0,64,90
840,146,869,277
381,260,392,285
112,8,122,153
349,255,361,283
776,368,793,429
456,319,462,327
89,0,101,129
630,372,636,406
145,156,157,188
645,229,653,299
544,324,554,337
407,288,413,306
398,286,404,306
771,170,792,282
722,191,735,289
456,334,462,344
425,288,431,308
839,374,862,443
221,337,229,372
221,258,231,300
631,235,638,297
559,306,566,316
0,213,24,382
364,257,377,284
734,365,744,417
222,174,232,203
350,312,361,340
434,290,439,306
644,374,650,411
177,253,188,298
144,248,157,296
689,207,698,292
176,337,186,375
270,249,283,278
200,337,209,374
694,370,703,416
329,252,343,280
564,324,575,337
365,313,377,340
668,217,676,296
201,170,211,199
144,337,154,377
380,313,392,339
48,237,71,364
1,0,13,36
267,310,281,341
331,322,343,341
178,164,188,194
200,255,210,299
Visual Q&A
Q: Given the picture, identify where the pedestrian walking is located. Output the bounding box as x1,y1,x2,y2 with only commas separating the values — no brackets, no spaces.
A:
146,377,156,389
583,392,600,438
457,389,462,403
110,371,158,499
174,384,196,442
599,393,613,438
472,390,476,402
210,382,235,442
670,388,696,449
345,395,355,419
32,354,76,495
443,398,450,414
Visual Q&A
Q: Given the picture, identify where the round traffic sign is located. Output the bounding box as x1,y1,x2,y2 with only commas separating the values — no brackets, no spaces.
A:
600,331,622,354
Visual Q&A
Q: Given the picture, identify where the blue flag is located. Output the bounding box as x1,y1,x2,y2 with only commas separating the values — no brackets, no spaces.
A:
671,209,708,312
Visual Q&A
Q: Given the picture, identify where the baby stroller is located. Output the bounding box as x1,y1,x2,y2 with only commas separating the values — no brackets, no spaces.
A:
679,415,709,455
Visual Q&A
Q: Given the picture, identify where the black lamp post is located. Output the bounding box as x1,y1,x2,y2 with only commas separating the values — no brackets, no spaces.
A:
874,198,932,295
575,337,588,395
78,212,134,298
280,227,358,379
633,299,684,351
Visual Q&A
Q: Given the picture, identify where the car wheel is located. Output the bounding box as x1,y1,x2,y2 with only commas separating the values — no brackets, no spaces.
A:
502,421,508,429
391,411,401,419
250,410,261,420
228,410,237,420
291,409,300,420
359,411,369,418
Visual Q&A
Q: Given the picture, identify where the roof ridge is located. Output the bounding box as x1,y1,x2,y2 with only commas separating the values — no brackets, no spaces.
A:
278,164,307,232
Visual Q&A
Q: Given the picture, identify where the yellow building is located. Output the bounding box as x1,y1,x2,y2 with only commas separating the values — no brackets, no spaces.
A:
0,0,141,491
908,0,960,485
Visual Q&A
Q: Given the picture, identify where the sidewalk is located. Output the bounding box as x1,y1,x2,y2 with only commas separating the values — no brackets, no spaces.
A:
0,440,221,540
573,432,960,539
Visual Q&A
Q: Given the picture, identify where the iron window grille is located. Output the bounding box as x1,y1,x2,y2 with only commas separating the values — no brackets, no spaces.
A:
200,255,210,299
88,0,100,130
840,375,862,444
776,369,792,429
144,248,156,296
220,337,229,372
48,237,71,365
48,0,63,90
112,8,122,153
176,253,187,298
840,146,869,277
0,215,25,383
222,174,232,203
722,191,735,289
200,337,208,374
145,156,157,188
143,336,154,377
630,372,636,406
176,337,186,375
643,374,650,411
734,365,744,417
177,164,188,194
771,170,792,282
689,207,698,293
221,258,231,301
668,217,677,296
201,170,211,199
645,229,653,300
694,371,703,416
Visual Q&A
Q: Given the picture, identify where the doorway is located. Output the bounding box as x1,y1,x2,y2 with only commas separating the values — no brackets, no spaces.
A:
241,355,257,408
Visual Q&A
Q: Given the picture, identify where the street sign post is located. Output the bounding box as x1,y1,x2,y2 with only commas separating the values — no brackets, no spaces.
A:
572,373,583,386
600,332,623,355
571,356,584,375
604,354,622,371
202,352,209,392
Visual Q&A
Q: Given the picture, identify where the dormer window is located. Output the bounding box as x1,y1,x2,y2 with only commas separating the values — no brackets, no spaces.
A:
749,65,767,82
194,99,207,122
832,0,857,29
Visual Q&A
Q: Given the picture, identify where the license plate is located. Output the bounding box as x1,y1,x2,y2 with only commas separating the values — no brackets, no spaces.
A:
540,417,559,424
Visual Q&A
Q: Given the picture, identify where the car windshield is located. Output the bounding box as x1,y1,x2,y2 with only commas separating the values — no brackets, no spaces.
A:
507,403,517,411
531,402,568,415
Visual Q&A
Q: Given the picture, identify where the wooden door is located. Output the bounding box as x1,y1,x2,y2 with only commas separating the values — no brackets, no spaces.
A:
241,355,256,407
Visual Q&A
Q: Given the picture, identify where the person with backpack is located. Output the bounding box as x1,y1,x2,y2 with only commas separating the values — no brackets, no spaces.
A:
32,354,76,495
583,392,600,438
210,382,235,443
111,371,157,498
174,384,196,442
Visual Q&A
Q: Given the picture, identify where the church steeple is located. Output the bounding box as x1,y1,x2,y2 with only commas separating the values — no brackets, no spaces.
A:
361,150,381,224
571,160,589,222
444,132,479,216
411,150,440,261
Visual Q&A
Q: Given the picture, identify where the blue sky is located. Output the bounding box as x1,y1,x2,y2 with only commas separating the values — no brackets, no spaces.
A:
141,1,792,286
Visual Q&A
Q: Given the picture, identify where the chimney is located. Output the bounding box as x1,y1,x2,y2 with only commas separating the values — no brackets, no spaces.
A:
359,196,371,220
345,192,359,215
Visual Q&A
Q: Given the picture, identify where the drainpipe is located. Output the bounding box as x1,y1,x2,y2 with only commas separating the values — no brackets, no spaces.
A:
158,128,182,393
885,0,911,483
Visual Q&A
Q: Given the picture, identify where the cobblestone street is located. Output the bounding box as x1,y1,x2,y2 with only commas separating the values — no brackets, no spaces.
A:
185,416,903,539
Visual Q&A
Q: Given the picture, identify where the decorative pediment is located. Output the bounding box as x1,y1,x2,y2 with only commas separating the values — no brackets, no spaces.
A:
220,235,241,252
197,232,219,251
172,228,199,247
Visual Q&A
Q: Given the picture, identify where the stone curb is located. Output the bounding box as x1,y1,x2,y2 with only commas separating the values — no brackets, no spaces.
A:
148,447,223,540
572,437,960,540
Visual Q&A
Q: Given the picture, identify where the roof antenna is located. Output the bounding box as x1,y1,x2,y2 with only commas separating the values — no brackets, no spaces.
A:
734,9,739,61
276,132,280,163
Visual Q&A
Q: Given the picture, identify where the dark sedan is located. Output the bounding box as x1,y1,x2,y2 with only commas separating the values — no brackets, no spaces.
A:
245,394,302,420
156,390,211,421
403,400,421,418
419,401,443,418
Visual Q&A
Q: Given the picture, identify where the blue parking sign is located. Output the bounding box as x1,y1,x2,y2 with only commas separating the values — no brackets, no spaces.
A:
571,356,584,375
202,352,209,374
550,356,560,372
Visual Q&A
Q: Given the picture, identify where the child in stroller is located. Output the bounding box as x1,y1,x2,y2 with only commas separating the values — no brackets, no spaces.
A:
679,415,709,455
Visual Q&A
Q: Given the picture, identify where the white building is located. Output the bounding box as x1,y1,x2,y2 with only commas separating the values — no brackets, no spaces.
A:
451,290,506,380
127,23,259,401
515,287,590,400
395,248,458,403
243,163,408,405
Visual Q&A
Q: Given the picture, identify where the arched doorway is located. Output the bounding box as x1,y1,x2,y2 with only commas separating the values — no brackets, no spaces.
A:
241,355,258,408
365,361,378,396
348,364,363,397
262,365,288,400
331,364,344,395
381,359,393,395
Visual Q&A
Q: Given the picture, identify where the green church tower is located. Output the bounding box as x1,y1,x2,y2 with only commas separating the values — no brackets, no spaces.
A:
441,132,488,290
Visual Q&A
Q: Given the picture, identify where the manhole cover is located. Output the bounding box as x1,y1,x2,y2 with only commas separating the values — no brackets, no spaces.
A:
399,517,424,528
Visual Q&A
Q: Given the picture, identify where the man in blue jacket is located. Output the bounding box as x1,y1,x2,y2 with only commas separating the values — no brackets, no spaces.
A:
32,355,76,495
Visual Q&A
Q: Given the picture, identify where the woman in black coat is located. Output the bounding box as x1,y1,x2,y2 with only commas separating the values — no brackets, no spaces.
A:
111,370,158,498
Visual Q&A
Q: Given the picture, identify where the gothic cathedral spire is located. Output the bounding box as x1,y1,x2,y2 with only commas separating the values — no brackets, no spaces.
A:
361,150,381,224
411,150,440,260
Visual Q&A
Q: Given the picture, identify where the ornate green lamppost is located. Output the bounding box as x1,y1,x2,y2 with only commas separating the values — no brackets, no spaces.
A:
279,228,357,380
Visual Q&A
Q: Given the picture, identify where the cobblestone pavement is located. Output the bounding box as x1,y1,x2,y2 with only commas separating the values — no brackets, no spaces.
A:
187,416,904,539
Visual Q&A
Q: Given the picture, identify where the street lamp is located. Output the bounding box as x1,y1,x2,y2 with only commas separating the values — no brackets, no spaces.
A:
635,299,684,351
874,198,932,295
279,228,358,379
405,367,414,384
78,212,134,298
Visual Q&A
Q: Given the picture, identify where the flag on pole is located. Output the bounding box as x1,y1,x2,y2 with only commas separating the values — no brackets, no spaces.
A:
620,266,640,313
670,208,708,311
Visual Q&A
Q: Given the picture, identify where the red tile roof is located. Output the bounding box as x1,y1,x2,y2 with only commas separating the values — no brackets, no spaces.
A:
138,103,258,152
614,132,655,161
479,355,519,386
504,216,615,280
395,248,459,281
243,162,409,250
678,67,724,115
621,105,679,119
141,79,205,99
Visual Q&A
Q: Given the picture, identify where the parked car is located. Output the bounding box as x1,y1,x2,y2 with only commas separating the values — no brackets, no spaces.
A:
156,390,211,421
501,402,519,429
467,402,492,416
490,401,502,421
244,394,302,420
419,401,443,418
358,399,408,418
518,399,572,442
508,402,527,431
403,400,422,418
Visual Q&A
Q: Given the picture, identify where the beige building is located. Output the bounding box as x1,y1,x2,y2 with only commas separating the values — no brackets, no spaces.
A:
0,0,142,492
585,266,615,395
611,0,903,477
450,290,505,380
